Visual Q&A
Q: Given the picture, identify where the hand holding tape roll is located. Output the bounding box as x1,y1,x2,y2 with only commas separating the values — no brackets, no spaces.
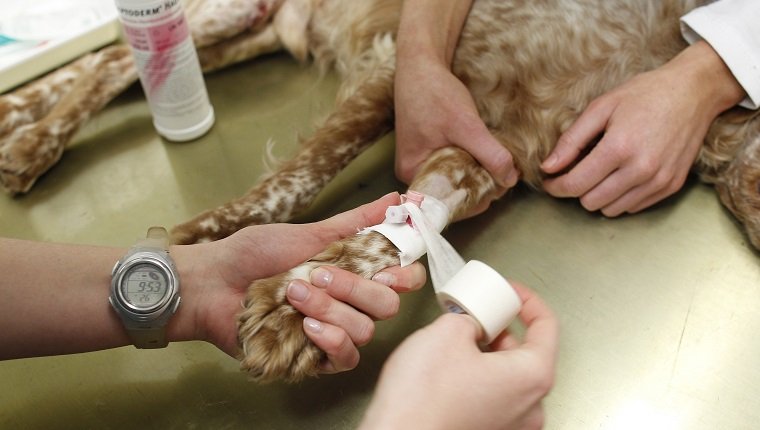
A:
437,260,521,343
363,191,522,343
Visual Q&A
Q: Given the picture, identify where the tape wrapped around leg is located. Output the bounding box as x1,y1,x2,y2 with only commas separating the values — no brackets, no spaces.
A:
436,260,522,343
360,193,450,267
360,193,521,342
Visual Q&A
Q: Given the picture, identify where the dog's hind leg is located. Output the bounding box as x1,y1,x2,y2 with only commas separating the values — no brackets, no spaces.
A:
170,54,397,244
0,0,289,194
697,108,760,249
0,45,137,194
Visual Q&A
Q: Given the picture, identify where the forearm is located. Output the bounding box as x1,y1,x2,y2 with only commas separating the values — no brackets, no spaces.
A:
396,0,473,66
680,0,760,109
0,238,203,359
0,238,130,358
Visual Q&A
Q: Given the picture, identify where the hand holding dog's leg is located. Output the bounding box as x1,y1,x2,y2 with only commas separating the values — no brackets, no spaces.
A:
542,41,746,216
394,0,519,190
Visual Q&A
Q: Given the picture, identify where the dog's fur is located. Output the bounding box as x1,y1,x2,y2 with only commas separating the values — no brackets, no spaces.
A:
2,0,759,382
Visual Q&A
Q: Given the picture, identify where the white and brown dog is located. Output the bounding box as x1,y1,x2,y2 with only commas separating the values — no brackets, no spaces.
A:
1,0,758,382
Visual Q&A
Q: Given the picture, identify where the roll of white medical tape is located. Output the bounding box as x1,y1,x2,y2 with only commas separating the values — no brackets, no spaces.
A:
436,260,522,343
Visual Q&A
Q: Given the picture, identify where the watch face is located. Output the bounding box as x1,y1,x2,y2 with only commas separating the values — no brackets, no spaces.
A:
121,263,169,310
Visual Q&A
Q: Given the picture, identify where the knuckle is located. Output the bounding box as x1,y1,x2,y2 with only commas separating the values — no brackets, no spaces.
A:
556,133,576,151
636,157,660,178
310,292,334,317
607,140,634,162
650,171,671,190
586,96,607,111
327,272,360,302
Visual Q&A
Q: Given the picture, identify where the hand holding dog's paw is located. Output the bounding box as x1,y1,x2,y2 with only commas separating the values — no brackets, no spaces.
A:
236,232,424,382
288,264,426,375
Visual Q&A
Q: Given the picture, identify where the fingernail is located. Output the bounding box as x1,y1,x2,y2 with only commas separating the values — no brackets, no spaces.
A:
504,169,519,187
310,267,333,288
287,280,309,301
542,153,558,169
372,272,396,287
304,317,323,333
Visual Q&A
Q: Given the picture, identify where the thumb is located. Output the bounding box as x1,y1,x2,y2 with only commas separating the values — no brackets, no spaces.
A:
425,312,484,345
542,97,613,174
316,192,401,238
452,119,519,189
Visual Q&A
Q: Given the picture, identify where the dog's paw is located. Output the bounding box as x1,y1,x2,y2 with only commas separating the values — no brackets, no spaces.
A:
238,265,324,383
0,124,66,194
237,232,402,382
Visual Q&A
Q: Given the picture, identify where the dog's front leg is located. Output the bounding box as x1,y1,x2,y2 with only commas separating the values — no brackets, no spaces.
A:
408,146,503,221
235,146,502,382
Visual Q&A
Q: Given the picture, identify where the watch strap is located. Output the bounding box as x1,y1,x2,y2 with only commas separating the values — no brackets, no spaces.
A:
113,226,178,349
136,226,170,251
127,327,169,349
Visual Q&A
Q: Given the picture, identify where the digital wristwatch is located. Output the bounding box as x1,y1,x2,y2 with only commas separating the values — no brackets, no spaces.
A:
109,226,181,348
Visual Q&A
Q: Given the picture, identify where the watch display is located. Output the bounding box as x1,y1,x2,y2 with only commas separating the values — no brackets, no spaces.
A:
121,263,169,309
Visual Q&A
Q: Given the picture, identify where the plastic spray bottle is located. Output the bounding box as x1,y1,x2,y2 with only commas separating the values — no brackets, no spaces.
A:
114,0,214,141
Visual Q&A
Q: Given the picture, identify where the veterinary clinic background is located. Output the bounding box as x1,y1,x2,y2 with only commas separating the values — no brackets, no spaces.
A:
1,0,759,429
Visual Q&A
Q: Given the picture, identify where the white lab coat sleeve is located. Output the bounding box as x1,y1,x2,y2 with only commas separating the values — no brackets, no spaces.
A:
681,0,760,109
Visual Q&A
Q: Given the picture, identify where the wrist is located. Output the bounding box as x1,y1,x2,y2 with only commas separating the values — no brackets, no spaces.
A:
671,40,745,116
165,244,209,344
397,0,472,66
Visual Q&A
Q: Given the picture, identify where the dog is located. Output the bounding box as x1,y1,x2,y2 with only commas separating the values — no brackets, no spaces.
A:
2,0,758,382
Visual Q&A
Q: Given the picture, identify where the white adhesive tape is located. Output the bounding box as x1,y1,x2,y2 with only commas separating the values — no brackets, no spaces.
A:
365,222,426,267
436,260,522,344
361,193,451,267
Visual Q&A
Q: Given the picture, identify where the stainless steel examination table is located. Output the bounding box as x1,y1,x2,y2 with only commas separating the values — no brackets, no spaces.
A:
1,52,759,430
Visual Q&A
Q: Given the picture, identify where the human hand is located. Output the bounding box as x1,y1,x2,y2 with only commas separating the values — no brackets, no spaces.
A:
170,192,426,370
542,41,745,216
394,56,519,190
285,263,426,374
360,282,559,430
